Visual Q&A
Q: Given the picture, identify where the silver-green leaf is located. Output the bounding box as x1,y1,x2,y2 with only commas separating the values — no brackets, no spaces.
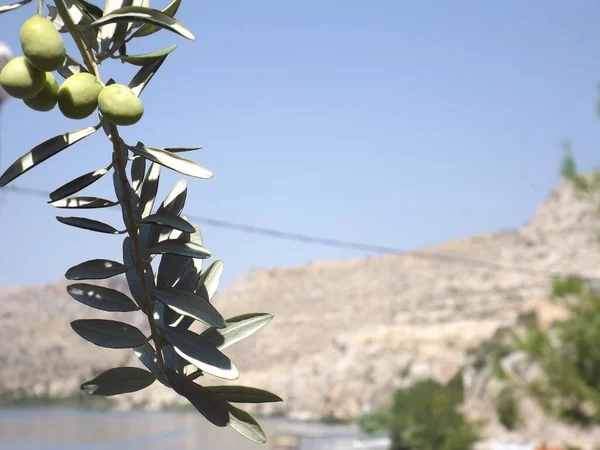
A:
89,6,194,40
206,386,283,404
148,179,187,247
228,405,267,444
134,342,159,373
57,55,89,79
49,166,110,202
65,259,128,280
166,369,230,427
81,367,156,396
72,0,103,18
50,197,118,209
162,343,186,373
198,260,224,300
0,125,98,187
161,327,239,380
132,0,180,37
130,155,146,191
201,313,274,351
71,319,147,348
123,237,154,309
148,239,211,259
139,162,160,218
151,287,225,328
67,283,138,312
97,0,130,54
0,0,32,14
128,55,168,97
164,146,203,153
119,44,177,66
56,216,120,234
141,213,194,233
128,145,213,179
155,230,189,293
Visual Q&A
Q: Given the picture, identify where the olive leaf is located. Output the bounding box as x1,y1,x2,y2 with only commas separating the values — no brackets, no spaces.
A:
164,146,204,153
206,386,283,404
134,342,160,373
113,170,140,230
149,239,211,259
57,55,89,79
0,125,99,187
132,0,180,37
71,0,104,19
228,405,267,444
141,213,195,233
47,5,66,31
184,224,204,273
58,0,100,51
81,367,156,396
71,319,147,348
151,287,225,328
201,313,274,351
161,327,239,380
130,155,146,192
123,236,154,310
198,260,224,300
128,54,169,97
166,369,230,427
119,44,177,66
49,166,111,202
129,145,213,179
65,259,128,280
147,179,187,247
139,162,161,218
89,5,195,41
163,343,186,373
67,283,138,312
156,230,189,291
0,0,32,14
50,197,118,209
97,0,132,55
101,0,149,61
56,216,120,234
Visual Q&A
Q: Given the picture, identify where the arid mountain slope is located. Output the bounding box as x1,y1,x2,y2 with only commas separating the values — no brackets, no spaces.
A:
1,179,599,422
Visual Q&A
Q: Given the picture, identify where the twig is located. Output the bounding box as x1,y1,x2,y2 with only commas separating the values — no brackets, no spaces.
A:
111,124,169,383
54,0,101,80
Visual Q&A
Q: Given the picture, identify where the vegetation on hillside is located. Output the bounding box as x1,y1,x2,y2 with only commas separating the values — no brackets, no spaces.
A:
493,153,600,427
358,378,481,450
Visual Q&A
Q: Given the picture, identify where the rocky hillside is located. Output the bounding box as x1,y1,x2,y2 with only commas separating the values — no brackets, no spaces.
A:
2,178,600,428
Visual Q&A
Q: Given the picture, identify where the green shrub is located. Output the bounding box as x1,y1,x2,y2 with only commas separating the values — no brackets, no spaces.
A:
388,379,481,450
356,408,392,435
495,386,520,430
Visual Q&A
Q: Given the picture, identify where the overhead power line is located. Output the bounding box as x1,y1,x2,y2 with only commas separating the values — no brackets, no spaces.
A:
3,183,599,283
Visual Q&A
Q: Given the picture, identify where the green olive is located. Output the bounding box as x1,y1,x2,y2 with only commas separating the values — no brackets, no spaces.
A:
24,71,59,112
98,84,144,126
0,56,45,99
20,15,66,72
57,73,103,120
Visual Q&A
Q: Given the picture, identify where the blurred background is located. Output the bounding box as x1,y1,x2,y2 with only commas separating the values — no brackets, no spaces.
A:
2,1,600,450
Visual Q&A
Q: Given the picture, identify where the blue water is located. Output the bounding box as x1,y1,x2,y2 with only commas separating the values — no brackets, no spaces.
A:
0,409,280,450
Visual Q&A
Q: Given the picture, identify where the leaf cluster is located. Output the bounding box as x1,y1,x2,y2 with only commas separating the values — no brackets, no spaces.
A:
0,0,281,443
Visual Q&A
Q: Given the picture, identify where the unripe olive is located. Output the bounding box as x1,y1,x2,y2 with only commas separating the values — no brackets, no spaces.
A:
20,15,66,72
57,73,103,120
98,84,144,126
24,71,59,112
0,56,45,99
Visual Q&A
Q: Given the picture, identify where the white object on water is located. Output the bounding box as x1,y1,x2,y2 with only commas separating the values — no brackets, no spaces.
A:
0,42,13,106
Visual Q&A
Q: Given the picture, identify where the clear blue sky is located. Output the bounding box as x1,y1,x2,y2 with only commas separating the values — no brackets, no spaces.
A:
1,0,600,288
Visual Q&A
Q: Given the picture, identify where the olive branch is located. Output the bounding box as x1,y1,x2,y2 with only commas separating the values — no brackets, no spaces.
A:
0,0,281,444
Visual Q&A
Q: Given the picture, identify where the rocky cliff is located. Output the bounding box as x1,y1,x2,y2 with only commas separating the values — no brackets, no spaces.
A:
2,178,600,435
